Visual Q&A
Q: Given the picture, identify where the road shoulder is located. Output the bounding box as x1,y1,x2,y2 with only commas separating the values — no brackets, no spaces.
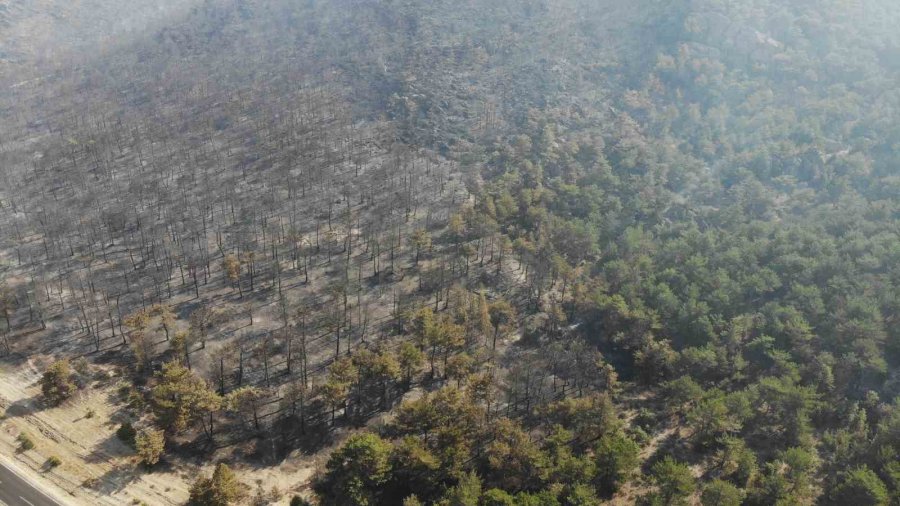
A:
0,453,71,506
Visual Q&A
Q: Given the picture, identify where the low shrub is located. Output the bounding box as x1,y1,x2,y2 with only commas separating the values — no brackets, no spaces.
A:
17,433,35,451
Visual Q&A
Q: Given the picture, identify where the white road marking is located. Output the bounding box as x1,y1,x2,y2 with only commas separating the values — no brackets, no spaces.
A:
20,497,36,506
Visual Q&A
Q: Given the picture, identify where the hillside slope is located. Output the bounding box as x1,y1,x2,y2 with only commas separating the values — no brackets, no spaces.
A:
0,0,195,79
0,1,899,505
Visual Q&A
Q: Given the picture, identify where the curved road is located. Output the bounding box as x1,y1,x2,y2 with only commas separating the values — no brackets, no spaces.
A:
0,462,61,506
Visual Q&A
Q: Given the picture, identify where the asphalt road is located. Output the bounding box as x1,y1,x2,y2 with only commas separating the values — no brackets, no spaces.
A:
0,462,61,506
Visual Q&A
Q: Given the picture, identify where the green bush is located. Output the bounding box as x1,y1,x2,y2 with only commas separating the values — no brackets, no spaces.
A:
116,422,137,447
71,357,90,376
40,360,76,406
126,388,146,411
46,456,62,469
16,433,35,451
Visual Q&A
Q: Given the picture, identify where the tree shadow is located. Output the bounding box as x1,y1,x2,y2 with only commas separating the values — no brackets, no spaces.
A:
641,424,701,473
0,351,30,368
176,300,201,320
207,401,335,467
3,393,42,419
90,463,142,496
39,458,62,473
246,415,333,466
84,432,132,465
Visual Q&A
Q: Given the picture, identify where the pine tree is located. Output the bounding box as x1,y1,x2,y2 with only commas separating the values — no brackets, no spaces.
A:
151,362,222,434
135,427,166,466
189,463,245,506
40,360,76,405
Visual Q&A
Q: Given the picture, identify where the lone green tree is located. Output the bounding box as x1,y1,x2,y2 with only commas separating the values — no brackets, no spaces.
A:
594,431,640,496
398,341,424,389
40,360,76,405
643,457,696,506
135,427,166,466
315,433,393,506
700,479,744,506
488,300,516,350
189,463,245,506
150,362,222,436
